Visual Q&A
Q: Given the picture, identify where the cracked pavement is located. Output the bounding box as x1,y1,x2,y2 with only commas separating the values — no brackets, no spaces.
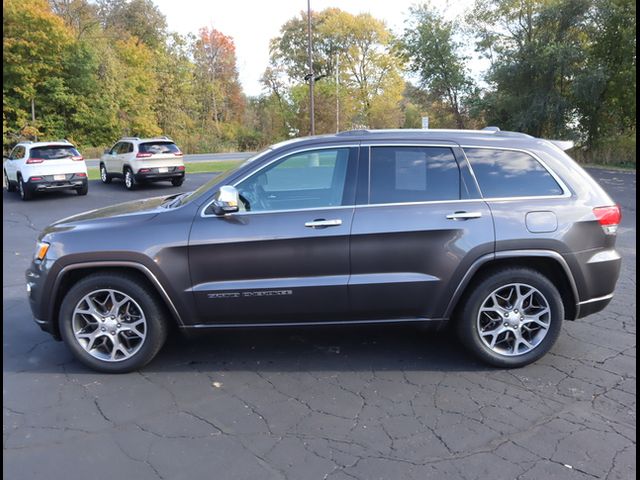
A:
3,169,636,479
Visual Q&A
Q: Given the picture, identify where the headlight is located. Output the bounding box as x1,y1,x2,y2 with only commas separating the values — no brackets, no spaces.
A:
34,241,50,261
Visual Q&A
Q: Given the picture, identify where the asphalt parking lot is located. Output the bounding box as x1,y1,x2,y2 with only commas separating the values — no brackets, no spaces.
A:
3,168,636,479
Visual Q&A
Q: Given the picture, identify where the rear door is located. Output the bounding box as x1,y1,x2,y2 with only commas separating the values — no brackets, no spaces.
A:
348,142,494,320
188,145,359,325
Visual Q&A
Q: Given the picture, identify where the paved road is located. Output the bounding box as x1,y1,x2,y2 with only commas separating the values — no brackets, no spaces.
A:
85,152,254,168
3,168,636,479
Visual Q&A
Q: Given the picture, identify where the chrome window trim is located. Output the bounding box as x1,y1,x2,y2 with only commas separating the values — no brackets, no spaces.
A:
365,143,462,205
459,145,572,200
200,142,572,218
200,144,359,218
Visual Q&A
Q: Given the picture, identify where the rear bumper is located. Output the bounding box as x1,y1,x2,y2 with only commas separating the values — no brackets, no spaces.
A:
576,293,614,319
134,167,185,181
564,248,621,319
28,175,87,192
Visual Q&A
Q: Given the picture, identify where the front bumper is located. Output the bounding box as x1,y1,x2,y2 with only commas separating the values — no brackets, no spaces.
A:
26,262,60,339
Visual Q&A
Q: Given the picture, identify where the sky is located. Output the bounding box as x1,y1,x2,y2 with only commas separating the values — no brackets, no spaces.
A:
153,0,481,97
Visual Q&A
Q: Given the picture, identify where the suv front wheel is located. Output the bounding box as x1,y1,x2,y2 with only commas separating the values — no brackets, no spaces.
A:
59,272,168,373
457,268,563,368
100,163,112,184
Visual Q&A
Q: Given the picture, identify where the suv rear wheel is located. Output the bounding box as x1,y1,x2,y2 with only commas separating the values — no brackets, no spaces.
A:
124,168,136,190
18,174,32,201
171,177,184,187
59,272,168,373
457,268,563,368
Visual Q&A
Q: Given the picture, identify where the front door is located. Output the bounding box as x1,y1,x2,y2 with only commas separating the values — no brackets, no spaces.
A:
188,146,359,325
349,143,495,320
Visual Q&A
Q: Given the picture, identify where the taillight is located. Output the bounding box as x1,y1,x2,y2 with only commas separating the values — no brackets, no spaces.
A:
26,158,44,164
30,177,43,182
177,165,185,171
593,205,621,234
75,172,87,177
174,151,183,156
138,168,150,173
71,155,84,161
136,153,152,158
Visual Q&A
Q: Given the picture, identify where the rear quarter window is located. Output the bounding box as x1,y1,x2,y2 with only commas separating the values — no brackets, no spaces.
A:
463,148,563,198
138,142,180,154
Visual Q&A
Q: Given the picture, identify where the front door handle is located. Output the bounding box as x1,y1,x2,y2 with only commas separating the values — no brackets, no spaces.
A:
446,211,483,220
305,219,343,228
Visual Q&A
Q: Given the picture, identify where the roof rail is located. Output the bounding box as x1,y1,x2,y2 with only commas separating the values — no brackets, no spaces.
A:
120,136,140,141
482,126,501,132
56,138,72,144
159,135,172,141
336,129,371,136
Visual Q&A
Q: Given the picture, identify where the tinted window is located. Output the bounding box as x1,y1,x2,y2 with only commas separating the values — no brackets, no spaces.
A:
370,147,460,204
464,148,563,198
236,148,352,212
29,146,80,160
139,142,180,154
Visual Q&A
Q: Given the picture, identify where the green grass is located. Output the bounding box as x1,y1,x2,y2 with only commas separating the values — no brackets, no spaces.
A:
86,160,243,181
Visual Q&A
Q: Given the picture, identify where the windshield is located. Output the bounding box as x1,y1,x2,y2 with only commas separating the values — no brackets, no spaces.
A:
171,148,273,207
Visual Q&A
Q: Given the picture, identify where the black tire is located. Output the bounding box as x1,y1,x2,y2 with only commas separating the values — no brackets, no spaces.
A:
18,174,32,201
171,177,185,187
59,272,169,373
76,182,89,195
4,170,16,192
124,168,136,190
100,164,112,184
456,267,564,368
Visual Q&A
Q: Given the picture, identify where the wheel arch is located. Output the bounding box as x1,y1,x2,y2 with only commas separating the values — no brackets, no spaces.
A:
50,262,184,338
446,250,579,321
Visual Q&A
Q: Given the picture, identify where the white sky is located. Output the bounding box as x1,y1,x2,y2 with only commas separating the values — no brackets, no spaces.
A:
153,0,482,96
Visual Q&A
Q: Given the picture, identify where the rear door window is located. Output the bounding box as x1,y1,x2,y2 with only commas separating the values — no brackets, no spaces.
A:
369,146,460,204
138,142,180,155
463,148,563,198
29,146,80,160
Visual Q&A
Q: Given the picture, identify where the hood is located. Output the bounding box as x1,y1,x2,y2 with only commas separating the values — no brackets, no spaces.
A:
44,195,174,234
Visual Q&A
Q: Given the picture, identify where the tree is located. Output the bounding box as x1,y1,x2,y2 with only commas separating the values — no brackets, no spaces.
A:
400,3,473,128
468,0,591,138
3,0,73,145
192,27,244,134
266,8,405,132
96,0,167,48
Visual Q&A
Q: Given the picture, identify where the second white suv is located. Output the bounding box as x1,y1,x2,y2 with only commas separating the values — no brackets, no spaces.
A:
99,137,186,190
3,140,88,201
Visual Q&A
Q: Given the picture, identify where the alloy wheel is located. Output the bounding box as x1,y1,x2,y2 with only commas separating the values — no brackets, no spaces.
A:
72,289,147,362
476,283,551,356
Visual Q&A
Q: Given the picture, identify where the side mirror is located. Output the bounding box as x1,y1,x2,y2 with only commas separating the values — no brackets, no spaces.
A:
212,185,240,215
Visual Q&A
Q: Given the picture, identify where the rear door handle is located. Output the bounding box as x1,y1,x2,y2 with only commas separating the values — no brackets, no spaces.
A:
305,219,343,228
446,211,483,220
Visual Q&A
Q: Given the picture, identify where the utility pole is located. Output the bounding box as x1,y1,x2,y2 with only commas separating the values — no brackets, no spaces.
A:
31,98,38,141
336,54,339,133
306,0,315,135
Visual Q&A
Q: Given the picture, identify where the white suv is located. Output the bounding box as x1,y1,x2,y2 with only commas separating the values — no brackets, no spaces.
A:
3,140,88,201
99,137,186,190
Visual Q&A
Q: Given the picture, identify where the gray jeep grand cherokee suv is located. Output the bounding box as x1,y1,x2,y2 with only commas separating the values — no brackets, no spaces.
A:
26,129,622,373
